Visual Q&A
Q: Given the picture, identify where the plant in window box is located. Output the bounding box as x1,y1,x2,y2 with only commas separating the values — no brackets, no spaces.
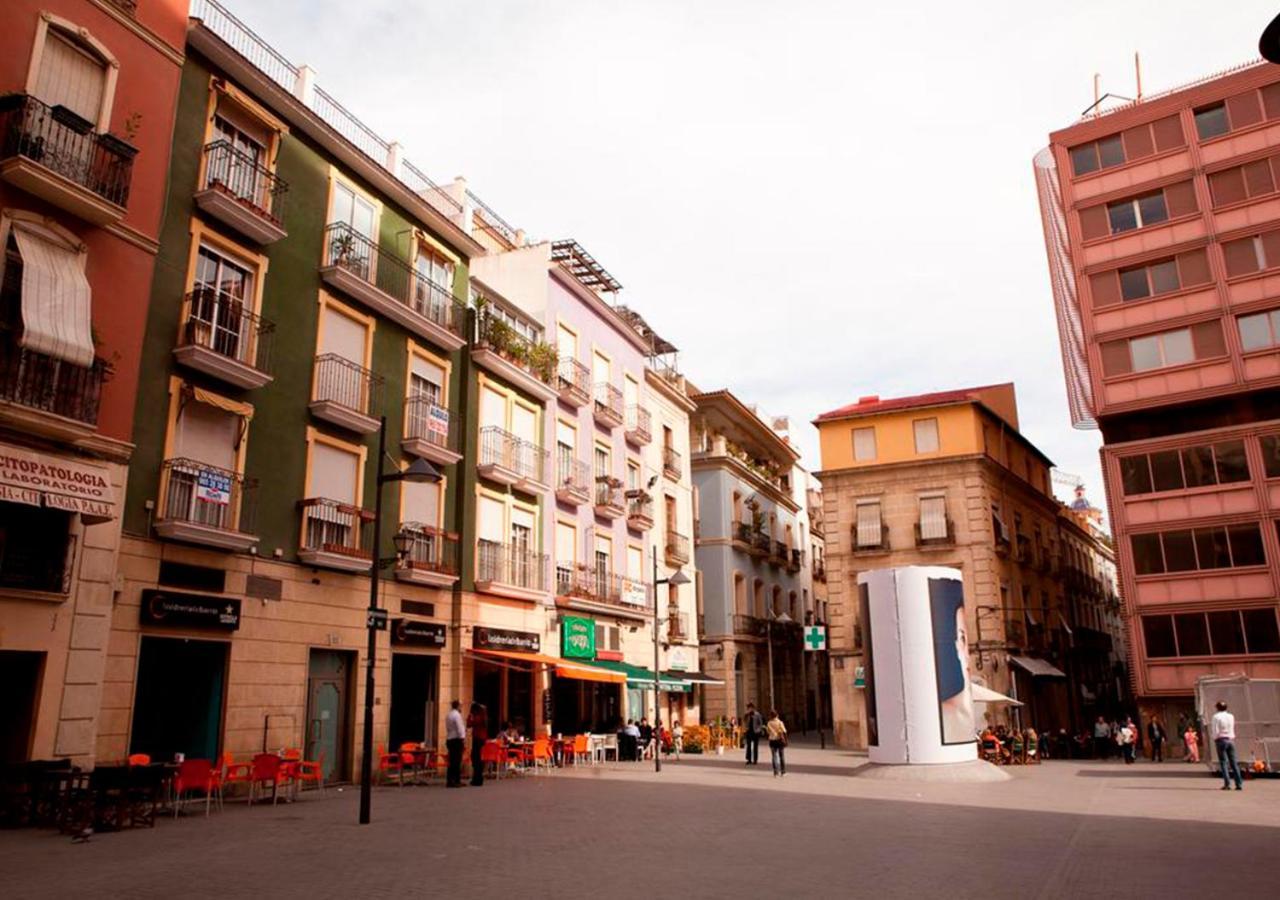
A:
482,317,513,357
527,341,559,385
330,230,364,278
51,104,94,136
505,334,530,368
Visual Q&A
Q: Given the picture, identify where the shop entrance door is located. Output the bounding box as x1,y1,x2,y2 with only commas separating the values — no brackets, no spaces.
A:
306,650,353,783
474,660,502,735
131,637,227,761
389,653,439,748
0,651,44,763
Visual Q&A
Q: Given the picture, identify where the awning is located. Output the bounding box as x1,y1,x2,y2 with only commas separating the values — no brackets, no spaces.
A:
11,223,93,367
587,659,692,692
466,648,627,684
556,662,626,684
1009,655,1067,678
191,386,254,420
669,670,723,685
971,683,1023,706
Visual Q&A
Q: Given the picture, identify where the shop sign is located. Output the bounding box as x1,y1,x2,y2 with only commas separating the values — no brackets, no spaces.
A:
0,446,114,521
804,625,827,652
668,647,691,671
621,578,647,607
392,618,446,647
474,626,539,654
561,615,596,659
595,648,624,662
854,665,866,688
196,469,232,506
140,589,240,631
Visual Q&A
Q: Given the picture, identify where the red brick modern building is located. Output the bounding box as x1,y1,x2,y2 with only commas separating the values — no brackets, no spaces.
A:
1038,61,1280,731
0,0,188,765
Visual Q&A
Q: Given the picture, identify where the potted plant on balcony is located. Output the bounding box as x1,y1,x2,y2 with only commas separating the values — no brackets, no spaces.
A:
330,229,359,273
528,341,558,385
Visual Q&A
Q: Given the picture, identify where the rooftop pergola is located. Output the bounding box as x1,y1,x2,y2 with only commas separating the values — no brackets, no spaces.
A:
551,239,623,293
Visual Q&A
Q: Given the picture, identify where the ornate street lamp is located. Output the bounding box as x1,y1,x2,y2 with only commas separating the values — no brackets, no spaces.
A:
651,546,690,773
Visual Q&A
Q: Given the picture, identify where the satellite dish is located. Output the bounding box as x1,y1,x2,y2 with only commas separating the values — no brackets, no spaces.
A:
1261,12,1280,64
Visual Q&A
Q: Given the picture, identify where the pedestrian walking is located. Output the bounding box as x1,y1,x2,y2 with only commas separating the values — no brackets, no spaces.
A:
1211,701,1243,791
444,700,466,788
766,709,788,777
743,703,763,766
466,702,488,786
1118,718,1136,764
672,720,684,760
1093,716,1111,759
1147,717,1166,762
1184,723,1200,763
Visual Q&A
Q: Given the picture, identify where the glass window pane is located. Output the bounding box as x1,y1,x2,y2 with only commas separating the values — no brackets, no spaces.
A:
1108,200,1139,233
1181,445,1217,487
1160,329,1194,366
1243,608,1280,653
1174,613,1211,656
1119,267,1151,301
1261,435,1280,478
1129,335,1162,371
1208,610,1246,655
1239,312,1273,351
1149,259,1180,295
1119,455,1153,495
1142,615,1177,658
1162,530,1197,572
1227,524,1266,567
1131,532,1165,575
1138,192,1169,226
1194,104,1229,140
1149,450,1184,492
1193,527,1231,570
1213,441,1249,483
1098,135,1126,168
1070,144,1100,176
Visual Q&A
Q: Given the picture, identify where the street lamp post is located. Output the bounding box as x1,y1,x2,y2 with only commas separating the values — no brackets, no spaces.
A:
651,545,689,774
358,415,440,826
765,609,792,714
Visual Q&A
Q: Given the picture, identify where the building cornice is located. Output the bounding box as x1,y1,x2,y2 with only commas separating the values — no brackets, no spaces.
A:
91,0,185,66
645,367,696,414
692,452,800,514
547,265,649,354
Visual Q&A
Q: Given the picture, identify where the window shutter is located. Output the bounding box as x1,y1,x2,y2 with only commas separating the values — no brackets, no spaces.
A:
1227,91,1263,130
1151,115,1185,152
1262,230,1280,270
174,400,238,471
1089,271,1122,308
1163,181,1198,218
1100,339,1133,376
309,442,359,504
919,496,947,541
855,502,882,548
402,479,440,528
1263,82,1280,120
1222,237,1261,277
1175,248,1211,287
1190,320,1226,359
1244,159,1275,197
320,306,367,365
34,32,106,125
1209,168,1247,207
1078,205,1110,241
1121,125,1154,160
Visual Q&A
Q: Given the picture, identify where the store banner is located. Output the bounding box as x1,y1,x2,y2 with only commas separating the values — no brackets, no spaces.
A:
621,579,647,607
561,615,595,659
140,589,241,631
0,445,115,521
392,618,446,647
474,626,540,653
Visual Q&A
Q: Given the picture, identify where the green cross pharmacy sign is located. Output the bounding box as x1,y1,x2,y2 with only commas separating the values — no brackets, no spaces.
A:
562,615,596,660
803,625,826,652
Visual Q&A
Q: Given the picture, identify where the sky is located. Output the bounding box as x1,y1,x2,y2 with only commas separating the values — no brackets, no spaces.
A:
231,0,1275,513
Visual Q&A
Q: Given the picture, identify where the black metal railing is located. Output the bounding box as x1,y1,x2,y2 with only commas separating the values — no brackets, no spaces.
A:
0,94,134,208
180,289,275,374
663,445,682,477
398,523,459,576
479,426,547,484
312,353,381,416
915,517,955,547
158,458,257,534
557,357,590,402
593,383,623,425
733,521,755,547
751,531,772,556
853,522,890,552
557,564,652,611
323,222,465,339
476,539,547,591
0,333,107,426
404,395,458,454
665,530,690,564
626,406,651,442
201,140,288,223
300,497,373,558
788,548,803,572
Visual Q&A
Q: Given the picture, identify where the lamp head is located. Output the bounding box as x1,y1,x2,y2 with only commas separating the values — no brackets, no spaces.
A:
668,568,691,586
775,611,793,624
392,529,414,557
402,458,442,484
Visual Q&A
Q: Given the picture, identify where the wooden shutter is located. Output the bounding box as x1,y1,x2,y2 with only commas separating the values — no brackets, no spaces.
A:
1163,181,1198,218
1079,205,1110,241
1190,320,1226,359
1175,248,1211,287
1222,237,1261,278
1121,125,1154,160
1209,167,1247,207
1227,91,1263,130
34,31,105,125
1100,340,1133,376
1244,159,1275,197
1089,271,1122,308
1263,82,1280,120
1151,115,1185,152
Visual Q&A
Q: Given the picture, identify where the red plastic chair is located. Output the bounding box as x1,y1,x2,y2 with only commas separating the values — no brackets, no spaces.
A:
571,735,590,765
480,740,505,779
284,748,324,797
247,754,286,805
173,759,216,817
530,738,553,774
218,751,251,804
376,744,403,786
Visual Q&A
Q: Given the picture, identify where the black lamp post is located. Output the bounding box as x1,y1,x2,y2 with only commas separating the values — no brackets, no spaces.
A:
651,546,689,773
358,415,440,826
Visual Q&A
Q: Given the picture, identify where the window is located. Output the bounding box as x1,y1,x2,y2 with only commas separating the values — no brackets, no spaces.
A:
1,217,94,368
854,499,883,549
554,521,576,594
1118,440,1249,496
1129,329,1192,371
734,572,747,615
329,180,377,241
913,418,939,453
33,27,110,128
414,243,453,292
1130,523,1265,575
852,427,876,462
1079,182,1196,241
304,434,363,551
164,391,247,529
1238,309,1280,352
1092,249,1210,308
0,501,74,593
1260,435,1280,478
918,493,947,541
752,579,765,618
1107,191,1168,234
1142,615,1178,658
1067,115,1184,177
1194,103,1230,140
1100,321,1226,376
1208,156,1280,207
188,243,255,363
1143,608,1280,658
1221,230,1280,278
1070,134,1124,176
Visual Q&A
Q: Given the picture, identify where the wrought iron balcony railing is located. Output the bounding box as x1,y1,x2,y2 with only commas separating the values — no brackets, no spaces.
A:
479,426,548,485
398,523,459,576
665,530,691,565
476,539,548,592
404,395,459,454
300,497,374,559
557,356,590,405
625,405,651,444
180,288,275,374
313,353,382,416
557,564,652,611
663,444,682,478
157,458,257,535
593,383,624,427
0,331,107,426
555,448,591,501
201,139,288,223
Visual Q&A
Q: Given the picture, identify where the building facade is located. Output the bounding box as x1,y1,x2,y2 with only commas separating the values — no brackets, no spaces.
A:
815,384,1122,749
0,0,188,766
1038,61,1280,730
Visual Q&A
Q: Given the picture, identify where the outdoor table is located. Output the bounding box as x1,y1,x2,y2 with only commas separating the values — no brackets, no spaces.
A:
550,737,573,766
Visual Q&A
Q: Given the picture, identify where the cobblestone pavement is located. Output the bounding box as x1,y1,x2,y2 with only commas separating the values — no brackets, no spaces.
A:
3,746,1277,899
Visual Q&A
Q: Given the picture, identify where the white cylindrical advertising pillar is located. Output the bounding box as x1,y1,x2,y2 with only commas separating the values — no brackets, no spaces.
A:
859,566,976,766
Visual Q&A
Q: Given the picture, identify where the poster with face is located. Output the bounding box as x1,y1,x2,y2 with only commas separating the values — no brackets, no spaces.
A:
858,582,878,747
928,577,975,745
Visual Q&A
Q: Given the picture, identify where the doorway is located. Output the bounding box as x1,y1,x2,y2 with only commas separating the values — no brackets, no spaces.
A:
0,651,44,763
389,653,439,749
305,649,353,783
131,637,228,762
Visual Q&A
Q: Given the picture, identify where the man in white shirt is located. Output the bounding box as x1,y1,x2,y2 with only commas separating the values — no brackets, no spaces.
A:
445,700,466,788
1210,700,1243,791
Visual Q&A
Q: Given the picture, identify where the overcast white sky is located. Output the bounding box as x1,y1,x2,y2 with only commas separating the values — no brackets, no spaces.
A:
235,0,1274,510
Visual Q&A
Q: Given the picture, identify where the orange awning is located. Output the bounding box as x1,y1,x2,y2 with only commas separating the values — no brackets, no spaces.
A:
555,663,626,684
466,648,626,683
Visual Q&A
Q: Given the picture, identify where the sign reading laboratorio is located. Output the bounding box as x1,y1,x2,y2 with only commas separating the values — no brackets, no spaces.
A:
140,589,241,631
561,615,596,660
474,626,540,654
0,446,114,521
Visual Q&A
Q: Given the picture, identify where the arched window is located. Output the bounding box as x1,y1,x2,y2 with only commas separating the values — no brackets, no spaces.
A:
27,15,119,133
771,585,783,617
788,590,798,620
752,578,765,618
733,572,746,615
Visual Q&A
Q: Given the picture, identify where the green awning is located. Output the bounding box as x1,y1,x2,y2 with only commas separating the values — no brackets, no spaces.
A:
587,659,691,692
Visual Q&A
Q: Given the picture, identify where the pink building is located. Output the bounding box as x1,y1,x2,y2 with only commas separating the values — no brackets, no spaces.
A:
1038,61,1280,729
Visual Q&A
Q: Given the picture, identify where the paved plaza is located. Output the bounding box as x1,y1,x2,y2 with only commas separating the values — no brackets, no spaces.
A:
3,743,1277,899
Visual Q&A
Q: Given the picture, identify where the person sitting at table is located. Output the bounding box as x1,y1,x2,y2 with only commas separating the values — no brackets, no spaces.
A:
620,720,641,761
638,718,654,758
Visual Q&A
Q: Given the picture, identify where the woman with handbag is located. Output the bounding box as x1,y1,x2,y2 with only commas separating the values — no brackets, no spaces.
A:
765,710,788,777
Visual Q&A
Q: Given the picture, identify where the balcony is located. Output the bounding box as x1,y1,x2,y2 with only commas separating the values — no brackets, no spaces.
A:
402,396,462,465
1015,534,1031,566
478,426,548,491
153,458,258,552
557,357,590,408
662,445,682,480
298,497,373,572
665,530,691,566
852,523,891,554
813,560,826,583
320,222,466,352
472,309,559,403
732,521,754,552
626,490,654,531
625,405,651,446
768,540,787,568
733,614,766,638
475,539,548,601
194,140,288,244
0,332,107,441
555,564,652,620
593,477,626,520
667,613,689,642
309,353,382,434
914,517,956,548
750,530,772,558
394,523,460,588
593,383,624,430
554,450,591,506
787,547,803,574
0,94,134,225
173,289,275,390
